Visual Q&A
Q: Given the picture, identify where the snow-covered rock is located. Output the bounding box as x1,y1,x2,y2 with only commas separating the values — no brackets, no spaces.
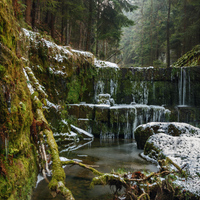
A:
96,93,115,106
143,132,200,196
134,122,200,149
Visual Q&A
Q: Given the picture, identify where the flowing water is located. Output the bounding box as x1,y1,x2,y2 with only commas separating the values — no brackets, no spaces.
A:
31,139,157,200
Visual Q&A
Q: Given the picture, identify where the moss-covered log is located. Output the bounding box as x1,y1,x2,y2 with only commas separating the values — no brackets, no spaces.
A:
34,109,74,199
61,160,103,176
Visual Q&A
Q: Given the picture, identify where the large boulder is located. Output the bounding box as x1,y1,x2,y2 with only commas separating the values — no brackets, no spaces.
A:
134,122,200,149
142,132,200,197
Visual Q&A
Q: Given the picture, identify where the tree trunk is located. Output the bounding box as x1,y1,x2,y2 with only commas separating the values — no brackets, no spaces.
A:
50,13,56,39
12,0,18,17
45,11,51,25
79,22,83,50
65,4,69,45
141,0,145,66
167,0,171,67
32,0,36,30
183,0,186,54
96,0,100,57
25,0,32,25
61,0,65,44
150,0,153,65
86,0,93,51
68,22,71,46
36,1,40,24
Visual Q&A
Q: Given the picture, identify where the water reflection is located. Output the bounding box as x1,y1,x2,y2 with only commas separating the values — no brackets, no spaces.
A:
31,139,157,200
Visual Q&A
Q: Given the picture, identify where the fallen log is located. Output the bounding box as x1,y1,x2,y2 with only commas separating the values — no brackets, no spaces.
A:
34,108,75,200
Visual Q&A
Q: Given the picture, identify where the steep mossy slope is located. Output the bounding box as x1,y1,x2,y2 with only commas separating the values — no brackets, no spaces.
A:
173,45,200,67
0,0,37,199
0,1,100,199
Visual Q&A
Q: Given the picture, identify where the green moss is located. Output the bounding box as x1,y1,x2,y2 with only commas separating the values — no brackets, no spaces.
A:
66,77,81,103
0,64,6,77
0,1,38,199
31,91,39,100
19,102,26,112
144,141,165,160
0,148,37,200
95,107,109,122
0,0,18,50
173,45,200,67
167,124,181,136
135,126,154,149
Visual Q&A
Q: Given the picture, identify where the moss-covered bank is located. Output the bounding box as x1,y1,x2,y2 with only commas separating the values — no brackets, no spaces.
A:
0,0,37,199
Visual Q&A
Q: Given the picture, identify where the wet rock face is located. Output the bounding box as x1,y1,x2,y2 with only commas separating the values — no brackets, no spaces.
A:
93,66,200,107
134,122,200,149
67,104,170,138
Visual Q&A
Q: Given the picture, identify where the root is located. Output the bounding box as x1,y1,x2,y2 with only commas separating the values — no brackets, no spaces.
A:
33,107,75,200
61,160,103,176
137,193,150,200
41,143,51,176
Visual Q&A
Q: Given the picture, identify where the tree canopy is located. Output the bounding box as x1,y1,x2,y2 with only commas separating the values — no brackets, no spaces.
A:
119,0,200,67
17,0,136,59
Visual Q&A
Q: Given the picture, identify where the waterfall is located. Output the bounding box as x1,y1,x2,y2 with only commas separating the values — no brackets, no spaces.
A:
179,67,183,105
179,67,188,105
110,79,118,96
67,66,200,138
94,80,105,101
182,68,186,105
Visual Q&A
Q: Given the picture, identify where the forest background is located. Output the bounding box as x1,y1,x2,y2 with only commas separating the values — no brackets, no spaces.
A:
13,0,200,67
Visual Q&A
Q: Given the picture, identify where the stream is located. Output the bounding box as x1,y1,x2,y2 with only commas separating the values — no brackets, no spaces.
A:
31,138,158,200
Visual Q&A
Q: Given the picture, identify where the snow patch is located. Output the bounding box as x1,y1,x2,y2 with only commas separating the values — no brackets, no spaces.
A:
144,132,200,196
94,59,119,69
45,99,61,111
137,122,200,138
70,125,93,138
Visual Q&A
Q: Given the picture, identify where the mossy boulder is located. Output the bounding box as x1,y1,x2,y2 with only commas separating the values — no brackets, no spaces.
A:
134,122,200,149
134,125,155,149
143,138,165,161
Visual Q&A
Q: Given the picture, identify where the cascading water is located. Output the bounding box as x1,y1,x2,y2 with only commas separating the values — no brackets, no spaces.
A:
67,65,200,138
179,67,187,105
67,101,170,139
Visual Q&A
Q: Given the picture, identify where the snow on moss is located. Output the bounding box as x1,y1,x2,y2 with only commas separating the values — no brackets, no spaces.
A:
23,68,35,94
142,123,200,196
22,28,120,69
48,66,67,76
71,49,94,58
22,28,73,62
24,66,48,98
137,122,200,137
132,66,154,70
45,99,61,111
94,59,119,69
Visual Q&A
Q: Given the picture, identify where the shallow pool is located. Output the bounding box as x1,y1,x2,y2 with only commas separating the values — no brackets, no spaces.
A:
31,138,157,200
